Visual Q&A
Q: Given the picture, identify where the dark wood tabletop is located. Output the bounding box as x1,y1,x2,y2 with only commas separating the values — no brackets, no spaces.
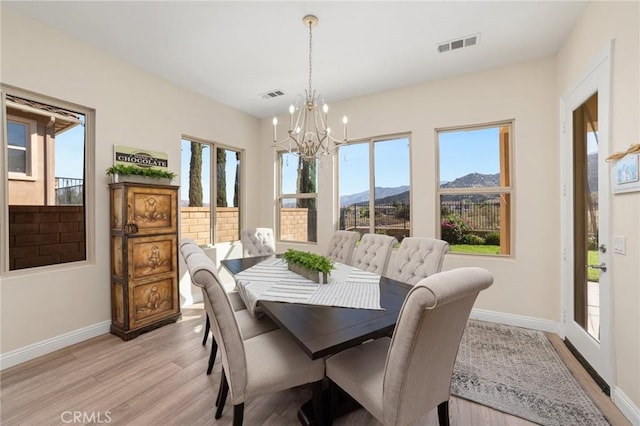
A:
221,255,412,360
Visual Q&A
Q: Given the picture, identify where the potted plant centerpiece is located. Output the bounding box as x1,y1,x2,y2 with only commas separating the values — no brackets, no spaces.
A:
282,249,334,284
106,164,176,185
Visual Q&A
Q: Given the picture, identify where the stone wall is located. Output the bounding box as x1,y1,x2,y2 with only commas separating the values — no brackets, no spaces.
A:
181,207,312,244
180,206,239,245
8,205,86,270
279,208,308,242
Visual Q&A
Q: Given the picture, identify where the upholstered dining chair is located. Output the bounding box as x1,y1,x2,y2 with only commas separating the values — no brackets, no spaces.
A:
325,230,360,264
350,233,398,275
180,242,276,375
326,267,493,426
387,237,450,285
188,252,325,426
240,227,275,257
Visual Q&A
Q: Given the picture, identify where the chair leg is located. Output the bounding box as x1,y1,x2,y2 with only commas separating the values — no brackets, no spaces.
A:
202,314,210,345
215,370,229,419
328,380,337,425
233,403,244,426
437,400,450,426
312,380,324,426
206,339,218,375
215,369,225,407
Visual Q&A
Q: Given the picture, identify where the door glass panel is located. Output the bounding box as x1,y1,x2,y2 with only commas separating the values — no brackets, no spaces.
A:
573,92,599,340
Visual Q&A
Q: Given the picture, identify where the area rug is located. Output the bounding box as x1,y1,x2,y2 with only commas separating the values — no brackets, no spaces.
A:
452,320,609,425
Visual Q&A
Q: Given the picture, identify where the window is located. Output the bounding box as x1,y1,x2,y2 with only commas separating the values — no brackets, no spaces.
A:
437,122,512,255
338,135,411,242
277,152,317,243
3,89,91,271
180,138,242,245
7,116,36,178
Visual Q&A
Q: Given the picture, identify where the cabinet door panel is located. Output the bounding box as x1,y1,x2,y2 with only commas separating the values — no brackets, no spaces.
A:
127,234,177,281
126,186,177,235
130,277,177,328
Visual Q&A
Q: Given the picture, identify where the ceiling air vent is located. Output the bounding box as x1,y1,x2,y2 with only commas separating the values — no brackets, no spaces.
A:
437,33,480,54
260,90,285,100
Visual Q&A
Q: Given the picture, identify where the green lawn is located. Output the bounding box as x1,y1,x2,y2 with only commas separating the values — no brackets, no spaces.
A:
449,245,501,255
588,250,599,282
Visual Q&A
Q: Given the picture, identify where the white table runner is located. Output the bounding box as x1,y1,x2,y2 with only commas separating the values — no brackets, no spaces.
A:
234,258,383,316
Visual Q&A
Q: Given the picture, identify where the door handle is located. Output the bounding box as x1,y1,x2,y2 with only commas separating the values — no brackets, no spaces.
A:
588,263,607,272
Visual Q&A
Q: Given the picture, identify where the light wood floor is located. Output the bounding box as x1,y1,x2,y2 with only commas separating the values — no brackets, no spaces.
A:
0,305,629,425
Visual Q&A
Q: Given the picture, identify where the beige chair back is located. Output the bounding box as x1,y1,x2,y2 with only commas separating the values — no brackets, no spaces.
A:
240,227,275,257
186,253,248,404
325,230,360,264
387,237,450,285
351,233,397,275
382,267,493,425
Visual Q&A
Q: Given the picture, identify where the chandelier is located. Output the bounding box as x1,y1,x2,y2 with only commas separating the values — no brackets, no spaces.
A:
272,15,349,160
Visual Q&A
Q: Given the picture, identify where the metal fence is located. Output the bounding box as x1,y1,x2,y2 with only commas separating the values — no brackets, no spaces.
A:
441,199,501,231
55,177,83,205
339,200,504,233
340,201,410,231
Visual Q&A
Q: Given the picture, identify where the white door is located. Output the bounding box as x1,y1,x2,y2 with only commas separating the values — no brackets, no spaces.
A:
560,45,614,390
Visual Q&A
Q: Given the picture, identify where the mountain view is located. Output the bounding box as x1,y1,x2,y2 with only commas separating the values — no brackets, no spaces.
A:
340,173,501,206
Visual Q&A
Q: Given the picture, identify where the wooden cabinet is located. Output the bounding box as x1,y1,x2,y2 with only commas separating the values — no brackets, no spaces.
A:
110,183,181,340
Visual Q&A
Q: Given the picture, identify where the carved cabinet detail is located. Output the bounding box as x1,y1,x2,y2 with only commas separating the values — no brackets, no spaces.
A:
110,183,180,340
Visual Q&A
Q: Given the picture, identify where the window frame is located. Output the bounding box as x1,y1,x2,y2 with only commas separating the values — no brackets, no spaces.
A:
7,115,37,180
436,120,514,257
276,150,318,244
335,133,413,238
1,85,95,274
180,135,244,245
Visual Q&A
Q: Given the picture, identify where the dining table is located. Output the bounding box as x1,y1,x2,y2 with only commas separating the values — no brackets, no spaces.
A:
221,255,413,425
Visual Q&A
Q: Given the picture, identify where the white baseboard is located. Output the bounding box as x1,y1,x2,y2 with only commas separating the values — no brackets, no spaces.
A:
470,308,560,334
0,320,111,371
613,387,640,425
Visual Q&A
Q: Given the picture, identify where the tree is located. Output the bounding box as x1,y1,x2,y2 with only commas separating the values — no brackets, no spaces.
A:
189,142,203,207
296,157,316,208
297,157,317,242
216,148,227,207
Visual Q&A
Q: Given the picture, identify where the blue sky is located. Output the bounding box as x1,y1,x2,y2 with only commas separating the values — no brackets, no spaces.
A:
54,118,85,179
438,127,500,183
179,140,238,206
55,125,539,198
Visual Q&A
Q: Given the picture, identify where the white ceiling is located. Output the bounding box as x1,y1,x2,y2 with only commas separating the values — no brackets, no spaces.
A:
5,1,588,119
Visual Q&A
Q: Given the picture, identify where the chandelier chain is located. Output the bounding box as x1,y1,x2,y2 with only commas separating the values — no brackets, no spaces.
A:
308,20,313,95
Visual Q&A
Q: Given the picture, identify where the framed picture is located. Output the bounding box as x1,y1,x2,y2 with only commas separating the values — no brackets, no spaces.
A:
612,154,640,194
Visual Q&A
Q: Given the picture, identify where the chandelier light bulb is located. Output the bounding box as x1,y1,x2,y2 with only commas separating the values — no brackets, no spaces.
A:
323,104,329,114
342,115,348,124
272,117,278,126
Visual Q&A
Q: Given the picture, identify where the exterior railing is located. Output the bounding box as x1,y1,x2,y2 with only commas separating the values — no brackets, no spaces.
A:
55,177,83,205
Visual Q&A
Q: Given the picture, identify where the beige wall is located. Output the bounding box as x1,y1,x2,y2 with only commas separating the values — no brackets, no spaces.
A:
263,56,561,322
557,0,639,409
0,7,261,353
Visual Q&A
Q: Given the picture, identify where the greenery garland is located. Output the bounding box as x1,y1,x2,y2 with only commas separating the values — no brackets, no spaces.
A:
282,249,334,274
106,164,176,181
